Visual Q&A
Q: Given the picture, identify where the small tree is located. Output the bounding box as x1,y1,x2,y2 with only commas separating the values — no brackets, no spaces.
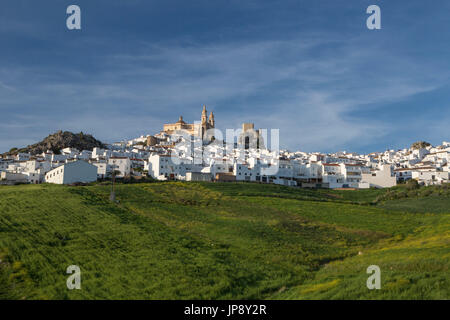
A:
406,179,419,190
51,147,61,155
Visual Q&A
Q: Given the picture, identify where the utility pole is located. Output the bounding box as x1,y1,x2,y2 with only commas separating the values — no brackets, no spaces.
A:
110,165,116,202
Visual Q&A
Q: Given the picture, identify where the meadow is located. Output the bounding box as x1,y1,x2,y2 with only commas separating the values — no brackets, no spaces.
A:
0,182,448,299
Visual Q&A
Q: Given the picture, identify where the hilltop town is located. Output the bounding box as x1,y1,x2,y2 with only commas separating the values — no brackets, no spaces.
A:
1,105,449,188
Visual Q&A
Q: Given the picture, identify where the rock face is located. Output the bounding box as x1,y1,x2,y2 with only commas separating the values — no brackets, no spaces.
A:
4,131,106,156
411,141,431,150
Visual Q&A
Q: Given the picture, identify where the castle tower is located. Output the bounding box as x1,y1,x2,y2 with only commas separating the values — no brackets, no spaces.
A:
208,111,215,127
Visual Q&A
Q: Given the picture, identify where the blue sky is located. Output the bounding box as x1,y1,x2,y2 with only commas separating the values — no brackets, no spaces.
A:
1,0,449,153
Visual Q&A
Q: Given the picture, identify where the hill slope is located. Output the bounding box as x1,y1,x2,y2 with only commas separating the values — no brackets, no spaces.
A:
0,182,448,299
3,131,106,156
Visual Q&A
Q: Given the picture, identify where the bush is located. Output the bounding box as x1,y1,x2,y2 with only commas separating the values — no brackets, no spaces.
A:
396,191,408,199
405,179,419,190
407,191,418,198
420,189,432,197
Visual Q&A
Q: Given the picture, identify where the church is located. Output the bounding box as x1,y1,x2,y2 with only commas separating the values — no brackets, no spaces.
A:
162,105,215,141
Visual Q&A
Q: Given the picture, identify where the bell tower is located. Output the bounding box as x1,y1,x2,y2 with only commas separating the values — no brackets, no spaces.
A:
208,111,215,127
201,105,207,125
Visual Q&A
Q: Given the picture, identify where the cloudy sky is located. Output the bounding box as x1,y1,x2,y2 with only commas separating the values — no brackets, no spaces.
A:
1,0,449,153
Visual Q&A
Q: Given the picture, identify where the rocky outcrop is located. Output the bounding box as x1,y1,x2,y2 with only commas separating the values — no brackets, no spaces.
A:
4,131,106,156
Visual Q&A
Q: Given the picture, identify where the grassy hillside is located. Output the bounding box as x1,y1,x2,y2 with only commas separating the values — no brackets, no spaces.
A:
0,182,448,299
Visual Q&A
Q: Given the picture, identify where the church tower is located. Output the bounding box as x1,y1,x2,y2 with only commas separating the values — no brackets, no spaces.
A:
201,105,208,140
201,105,207,125
208,111,215,127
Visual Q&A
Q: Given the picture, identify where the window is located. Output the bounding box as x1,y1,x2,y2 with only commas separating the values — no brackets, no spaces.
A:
245,136,250,149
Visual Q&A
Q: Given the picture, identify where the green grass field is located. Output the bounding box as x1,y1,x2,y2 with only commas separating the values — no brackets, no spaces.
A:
0,182,448,299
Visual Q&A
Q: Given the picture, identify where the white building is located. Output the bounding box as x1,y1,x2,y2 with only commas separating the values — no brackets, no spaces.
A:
186,172,212,182
108,157,131,178
412,168,449,186
91,161,109,179
0,172,28,184
361,164,397,188
45,160,98,185
321,163,344,188
148,154,175,180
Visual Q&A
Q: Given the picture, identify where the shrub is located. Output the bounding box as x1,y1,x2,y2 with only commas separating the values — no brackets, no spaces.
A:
405,179,419,190
396,191,408,199
407,190,418,198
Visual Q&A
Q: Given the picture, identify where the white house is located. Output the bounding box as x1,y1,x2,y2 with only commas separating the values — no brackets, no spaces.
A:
45,160,98,184
186,172,212,182
412,168,449,186
0,159,13,171
0,172,28,184
340,163,363,188
321,163,344,188
148,154,200,180
148,154,175,180
234,162,257,182
15,153,31,161
361,164,397,188
108,157,131,178
23,171,42,184
91,161,109,179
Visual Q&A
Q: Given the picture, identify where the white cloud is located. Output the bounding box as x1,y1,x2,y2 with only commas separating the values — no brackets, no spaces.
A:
0,33,448,153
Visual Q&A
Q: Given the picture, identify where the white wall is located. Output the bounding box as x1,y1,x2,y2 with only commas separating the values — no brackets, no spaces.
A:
45,160,97,184
361,165,396,188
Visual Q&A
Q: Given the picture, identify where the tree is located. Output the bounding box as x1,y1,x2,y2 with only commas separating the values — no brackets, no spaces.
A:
406,179,419,190
51,147,61,155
